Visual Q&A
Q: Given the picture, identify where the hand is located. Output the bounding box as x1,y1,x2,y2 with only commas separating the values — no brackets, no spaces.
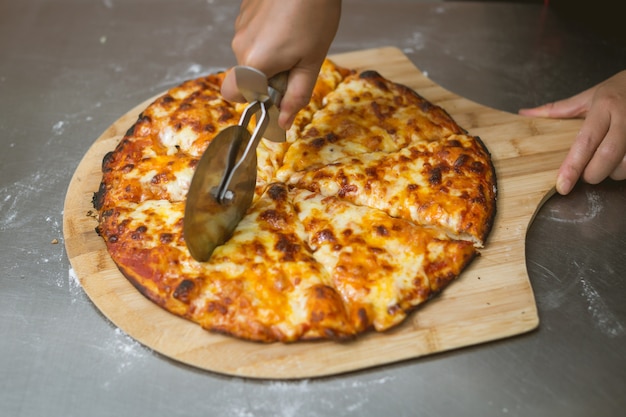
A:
519,70,626,195
221,0,342,130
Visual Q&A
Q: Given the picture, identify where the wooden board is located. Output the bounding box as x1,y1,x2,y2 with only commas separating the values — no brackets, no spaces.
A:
63,47,578,379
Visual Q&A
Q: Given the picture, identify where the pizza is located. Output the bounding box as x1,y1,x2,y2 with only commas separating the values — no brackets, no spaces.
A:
93,59,497,343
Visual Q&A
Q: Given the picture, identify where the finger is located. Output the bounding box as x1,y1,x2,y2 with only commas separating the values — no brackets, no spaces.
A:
220,68,246,103
276,67,319,130
581,109,625,185
555,126,602,194
518,89,592,119
610,156,626,180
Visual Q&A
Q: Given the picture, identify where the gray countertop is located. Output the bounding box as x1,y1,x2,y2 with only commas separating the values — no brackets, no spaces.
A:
1,1,624,416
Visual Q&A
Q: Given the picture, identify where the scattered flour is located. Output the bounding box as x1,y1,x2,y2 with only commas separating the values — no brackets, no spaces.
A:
577,269,624,338
225,375,396,417
548,189,603,224
110,328,148,370
100,328,151,389
0,171,48,231
52,120,66,135
529,260,572,311
1,163,70,293
406,31,426,52
67,267,86,303
533,256,624,338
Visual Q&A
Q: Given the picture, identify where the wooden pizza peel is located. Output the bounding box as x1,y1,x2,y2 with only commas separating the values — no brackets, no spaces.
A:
63,47,580,379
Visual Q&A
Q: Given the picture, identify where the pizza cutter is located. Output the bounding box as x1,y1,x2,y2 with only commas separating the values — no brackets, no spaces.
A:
183,67,288,262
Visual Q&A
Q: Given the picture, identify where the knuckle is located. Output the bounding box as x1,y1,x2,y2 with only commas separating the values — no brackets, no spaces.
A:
575,131,596,151
595,141,619,161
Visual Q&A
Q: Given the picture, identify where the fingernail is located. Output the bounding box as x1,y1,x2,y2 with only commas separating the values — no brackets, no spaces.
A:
556,175,571,195
280,113,295,131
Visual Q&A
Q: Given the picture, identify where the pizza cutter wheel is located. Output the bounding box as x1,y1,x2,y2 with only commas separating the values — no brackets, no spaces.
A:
184,67,287,262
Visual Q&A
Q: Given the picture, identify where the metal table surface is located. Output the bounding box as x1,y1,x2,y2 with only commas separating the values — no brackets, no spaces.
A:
1,1,624,416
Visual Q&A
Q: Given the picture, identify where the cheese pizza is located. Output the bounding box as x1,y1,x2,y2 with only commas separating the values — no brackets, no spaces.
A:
93,59,497,343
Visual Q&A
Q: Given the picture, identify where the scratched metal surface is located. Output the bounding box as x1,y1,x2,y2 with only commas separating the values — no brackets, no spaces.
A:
1,1,625,416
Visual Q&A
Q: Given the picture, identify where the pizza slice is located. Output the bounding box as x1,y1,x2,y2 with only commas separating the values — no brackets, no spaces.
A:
143,73,237,159
94,198,196,320
173,183,357,342
288,134,497,246
277,70,466,181
286,59,355,142
237,58,354,194
291,189,477,332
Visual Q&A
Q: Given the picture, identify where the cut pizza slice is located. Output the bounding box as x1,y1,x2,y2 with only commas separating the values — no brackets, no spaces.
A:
286,59,355,142
142,73,238,159
99,183,360,343
291,189,477,332
95,198,198,320
288,134,497,246
97,149,196,206
175,183,357,342
276,70,466,181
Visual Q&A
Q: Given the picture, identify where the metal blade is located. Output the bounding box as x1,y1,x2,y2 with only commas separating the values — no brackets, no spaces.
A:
183,125,256,262
263,105,285,142
183,67,288,261
264,71,288,142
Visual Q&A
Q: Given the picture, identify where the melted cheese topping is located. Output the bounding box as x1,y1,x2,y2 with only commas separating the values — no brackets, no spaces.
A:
291,189,475,331
95,61,496,342
277,72,464,179
287,135,496,244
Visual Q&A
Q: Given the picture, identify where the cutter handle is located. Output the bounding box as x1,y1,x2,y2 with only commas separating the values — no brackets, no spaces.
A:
268,71,288,107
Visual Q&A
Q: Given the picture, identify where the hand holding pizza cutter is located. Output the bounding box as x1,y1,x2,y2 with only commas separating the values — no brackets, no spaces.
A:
184,67,287,262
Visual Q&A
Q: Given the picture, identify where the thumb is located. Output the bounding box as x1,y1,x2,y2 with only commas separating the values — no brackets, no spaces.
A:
220,68,246,103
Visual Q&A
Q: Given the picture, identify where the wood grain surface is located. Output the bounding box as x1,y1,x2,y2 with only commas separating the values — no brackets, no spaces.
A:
63,47,579,379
